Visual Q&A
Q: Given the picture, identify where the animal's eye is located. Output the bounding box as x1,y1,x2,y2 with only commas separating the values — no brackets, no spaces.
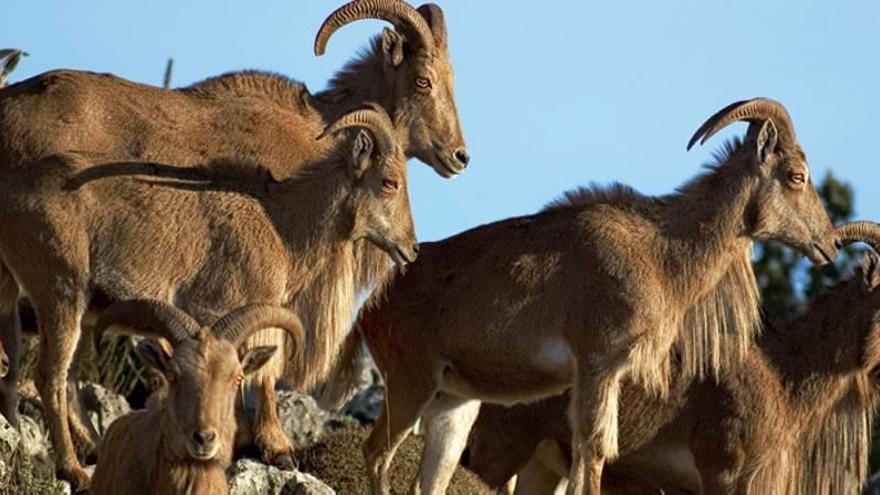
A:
788,172,805,185
382,179,400,192
415,77,432,90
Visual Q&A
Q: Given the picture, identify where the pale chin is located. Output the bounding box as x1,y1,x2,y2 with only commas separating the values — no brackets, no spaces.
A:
187,443,220,461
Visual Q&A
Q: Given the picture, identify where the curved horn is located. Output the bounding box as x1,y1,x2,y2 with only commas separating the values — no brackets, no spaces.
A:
212,304,305,353
687,98,796,150
837,221,880,253
417,4,447,51
93,299,201,351
314,0,435,56
318,103,396,156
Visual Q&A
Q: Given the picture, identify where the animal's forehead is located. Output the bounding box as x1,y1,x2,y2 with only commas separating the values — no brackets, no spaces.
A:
173,338,239,377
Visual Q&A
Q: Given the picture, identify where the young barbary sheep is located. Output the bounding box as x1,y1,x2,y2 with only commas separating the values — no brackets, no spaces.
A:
90,300,305,495
322,99,840,494
468,222,880,495
0,0,466,474
0,105,416,489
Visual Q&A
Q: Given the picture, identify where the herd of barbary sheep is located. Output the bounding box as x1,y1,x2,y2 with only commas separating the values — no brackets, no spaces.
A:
0,1,876,494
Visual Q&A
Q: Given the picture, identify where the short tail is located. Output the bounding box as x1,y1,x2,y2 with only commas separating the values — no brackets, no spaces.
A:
316,327,363,411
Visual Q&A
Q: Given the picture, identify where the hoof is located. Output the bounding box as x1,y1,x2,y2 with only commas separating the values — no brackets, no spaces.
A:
268,451,298,471
56,465,91,493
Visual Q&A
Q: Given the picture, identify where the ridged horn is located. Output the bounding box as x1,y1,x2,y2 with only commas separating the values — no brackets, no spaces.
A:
317,103,396,156
687,98,796,150
314,0,435,56
93,299,201,351
837,221,880,253
212,304,305,354
417,4,446,51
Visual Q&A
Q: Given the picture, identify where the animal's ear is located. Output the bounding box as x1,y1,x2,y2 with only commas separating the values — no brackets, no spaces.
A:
381,27,405,68
861,251,880,292
240,346,278,376
755,119,779,166
350,129,374,180
134,339,175,377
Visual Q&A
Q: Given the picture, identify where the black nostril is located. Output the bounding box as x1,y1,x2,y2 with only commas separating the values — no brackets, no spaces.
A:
0,356,7,368
834,238,843,249
412,244,420,256
453,149,470,167
193,430,216,446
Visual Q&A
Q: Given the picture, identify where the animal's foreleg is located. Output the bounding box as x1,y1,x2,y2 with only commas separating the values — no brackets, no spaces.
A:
363,372,435,495
514,442,567,495
411,394,481,495
251,375,296,469
567,363,625,495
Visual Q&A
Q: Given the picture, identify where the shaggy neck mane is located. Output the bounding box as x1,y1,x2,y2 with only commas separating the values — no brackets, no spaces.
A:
315,37,400,126
544,139,761,388
754,284,878,495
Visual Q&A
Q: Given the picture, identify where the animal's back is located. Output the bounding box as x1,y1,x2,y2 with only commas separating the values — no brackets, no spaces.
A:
0,69,327,180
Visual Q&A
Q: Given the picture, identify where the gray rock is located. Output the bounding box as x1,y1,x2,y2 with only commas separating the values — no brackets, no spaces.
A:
80,382,131,434
276,391,336,447
340,385,384,425
18,414,49,461
864,473,880,495
228,458,335,495
0,414,20,479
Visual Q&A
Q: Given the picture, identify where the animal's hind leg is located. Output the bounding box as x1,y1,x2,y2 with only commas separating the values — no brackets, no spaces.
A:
566,361,626,495
0,265,20,427
34,296,91,489
411,394,480,495
66,331,101,464
251,376,296,469
363,371,436,495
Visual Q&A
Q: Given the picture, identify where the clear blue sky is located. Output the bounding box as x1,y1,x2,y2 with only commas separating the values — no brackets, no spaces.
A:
4,1,878,243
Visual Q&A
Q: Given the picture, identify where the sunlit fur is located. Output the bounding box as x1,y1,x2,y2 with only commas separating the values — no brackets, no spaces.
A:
0,117,414,488
468,256,880,495
0,4,463,481
322,114,837,494
92,330,272,495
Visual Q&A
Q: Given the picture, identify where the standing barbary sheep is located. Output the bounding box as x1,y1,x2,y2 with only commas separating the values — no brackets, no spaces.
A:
90,300,304,495
0,105,416,489
469,222,880,495
322,99,840,494
0,0,466,476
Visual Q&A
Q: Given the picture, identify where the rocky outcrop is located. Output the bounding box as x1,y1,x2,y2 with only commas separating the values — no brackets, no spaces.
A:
228,459,334,495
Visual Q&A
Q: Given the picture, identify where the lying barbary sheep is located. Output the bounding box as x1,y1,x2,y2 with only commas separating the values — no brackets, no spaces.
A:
297,426,491,495
90,300,304,495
